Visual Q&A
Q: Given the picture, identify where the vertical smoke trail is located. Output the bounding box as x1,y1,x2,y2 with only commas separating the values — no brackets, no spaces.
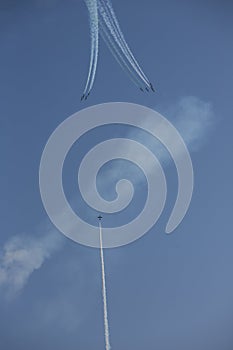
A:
99,221,111,350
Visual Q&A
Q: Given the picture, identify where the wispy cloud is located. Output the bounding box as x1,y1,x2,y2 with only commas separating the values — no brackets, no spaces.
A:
168,96,214,151
0,228,63,298
125,96,214,168
102,95,214,190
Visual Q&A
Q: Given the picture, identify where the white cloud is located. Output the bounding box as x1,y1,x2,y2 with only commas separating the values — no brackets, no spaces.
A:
0,229,63,298
169,96,214,151
103,96,214,185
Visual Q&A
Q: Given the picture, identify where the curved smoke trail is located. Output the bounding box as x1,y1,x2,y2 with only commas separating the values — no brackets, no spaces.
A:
82,0,99,100
97,1,150,89
97,1,147,87
99,20,143,90
99,0,151,89
82,0,154,98
88,3,99,97
99,221,111,350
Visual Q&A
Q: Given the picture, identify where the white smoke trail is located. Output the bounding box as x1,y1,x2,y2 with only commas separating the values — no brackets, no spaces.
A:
98,3,147,88
99,20,143,90
83,0,99,98
87,1,99,96
97,0,150,89
83,0,94,96
99,0,151,88
99,221,111,350
82,0,153,95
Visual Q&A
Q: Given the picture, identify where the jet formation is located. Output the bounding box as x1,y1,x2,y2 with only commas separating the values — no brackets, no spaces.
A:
82,0,155,100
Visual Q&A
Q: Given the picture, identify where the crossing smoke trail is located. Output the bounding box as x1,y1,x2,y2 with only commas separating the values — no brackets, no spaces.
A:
82,0,154,99
99,221,111,350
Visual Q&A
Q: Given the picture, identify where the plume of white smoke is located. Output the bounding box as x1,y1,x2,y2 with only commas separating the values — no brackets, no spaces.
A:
0,230,63,298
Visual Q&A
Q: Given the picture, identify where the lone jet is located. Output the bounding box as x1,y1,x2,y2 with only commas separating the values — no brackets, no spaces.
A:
98,215,103,221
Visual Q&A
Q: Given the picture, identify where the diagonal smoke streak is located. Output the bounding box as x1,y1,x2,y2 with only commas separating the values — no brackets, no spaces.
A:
99,20,142,89
97,0,150,89
99,0,151,87
99,221,111,350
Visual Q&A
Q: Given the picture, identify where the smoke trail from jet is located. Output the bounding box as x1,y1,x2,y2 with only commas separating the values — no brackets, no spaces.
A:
97,1,146,86
98,4,144,89
88,3,99,97
99,20,144,90
99,221,111,350
82,0,99,100
98,0,151,88
82,0,154,98
97,1,150,89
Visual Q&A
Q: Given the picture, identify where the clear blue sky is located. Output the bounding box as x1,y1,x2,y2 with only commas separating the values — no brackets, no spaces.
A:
1,0,233,349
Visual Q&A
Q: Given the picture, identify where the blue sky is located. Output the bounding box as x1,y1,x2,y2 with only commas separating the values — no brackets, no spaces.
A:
1,0,233,349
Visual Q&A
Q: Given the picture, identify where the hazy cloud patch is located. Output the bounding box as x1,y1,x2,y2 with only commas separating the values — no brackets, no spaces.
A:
169,96,214,151
0,229,63,298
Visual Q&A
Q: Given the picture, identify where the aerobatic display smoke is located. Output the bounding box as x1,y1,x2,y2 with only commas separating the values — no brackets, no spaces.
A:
82,0,99,100
82,0,154,99
99,221,111,350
